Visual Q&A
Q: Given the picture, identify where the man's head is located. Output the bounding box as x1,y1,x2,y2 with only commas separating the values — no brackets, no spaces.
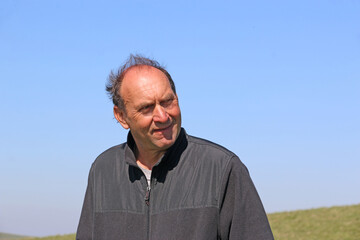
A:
106,55,181,154
106,55,176,112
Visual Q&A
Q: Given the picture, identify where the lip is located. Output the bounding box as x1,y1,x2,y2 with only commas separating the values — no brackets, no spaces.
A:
153,123,173,133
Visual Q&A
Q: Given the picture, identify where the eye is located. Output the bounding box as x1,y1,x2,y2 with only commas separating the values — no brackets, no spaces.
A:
139,104,154,114
161,98,174,108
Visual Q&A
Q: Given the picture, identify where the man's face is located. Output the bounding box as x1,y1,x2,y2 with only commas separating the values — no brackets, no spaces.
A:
114,66,182,154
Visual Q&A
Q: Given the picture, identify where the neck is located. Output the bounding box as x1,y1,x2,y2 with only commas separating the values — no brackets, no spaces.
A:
135,146,165,170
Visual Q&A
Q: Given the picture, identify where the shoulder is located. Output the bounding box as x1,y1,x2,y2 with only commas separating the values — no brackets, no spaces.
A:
185,134,244,169
187,134,237,158
96,143,126,159
90,143,127,171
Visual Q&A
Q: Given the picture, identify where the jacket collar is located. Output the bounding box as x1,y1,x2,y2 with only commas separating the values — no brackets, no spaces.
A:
124,128,188,168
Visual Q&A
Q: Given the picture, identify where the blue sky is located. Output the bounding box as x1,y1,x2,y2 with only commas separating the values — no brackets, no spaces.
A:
1,0,359,237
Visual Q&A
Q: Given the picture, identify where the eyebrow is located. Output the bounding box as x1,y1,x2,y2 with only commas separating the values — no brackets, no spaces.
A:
136,101,154,110
162,93,176,101
135,93,176,110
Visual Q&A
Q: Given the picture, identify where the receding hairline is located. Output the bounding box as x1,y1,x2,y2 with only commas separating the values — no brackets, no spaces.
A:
106,54,176,111
120,64,174,93
122,64,166,78
119,65,177,114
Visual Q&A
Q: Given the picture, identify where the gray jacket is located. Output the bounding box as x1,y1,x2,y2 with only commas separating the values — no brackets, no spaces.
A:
76,128,274,240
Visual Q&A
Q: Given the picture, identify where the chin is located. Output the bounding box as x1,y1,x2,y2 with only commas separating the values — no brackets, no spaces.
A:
153,136,178,150
156,139,176,149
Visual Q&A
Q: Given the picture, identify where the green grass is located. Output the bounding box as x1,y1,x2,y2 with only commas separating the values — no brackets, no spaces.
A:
0,232,28,240
19,234,75,240
268,204,360,240
4,204,359,240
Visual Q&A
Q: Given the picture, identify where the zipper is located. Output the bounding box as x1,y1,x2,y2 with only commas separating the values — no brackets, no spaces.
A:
145,185,151,206
145,177,152,240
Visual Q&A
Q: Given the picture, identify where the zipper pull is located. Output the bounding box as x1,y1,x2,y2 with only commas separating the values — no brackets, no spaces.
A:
145,186,151,206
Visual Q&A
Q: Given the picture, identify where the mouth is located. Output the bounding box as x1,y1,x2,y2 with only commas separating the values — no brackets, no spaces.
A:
153,123,173,133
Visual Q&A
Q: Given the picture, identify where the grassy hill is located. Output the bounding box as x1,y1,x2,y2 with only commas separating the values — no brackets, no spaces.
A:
4,203,360,240
18,235,75,240
0,233,75,240
268,203,360,239
0,232,28,240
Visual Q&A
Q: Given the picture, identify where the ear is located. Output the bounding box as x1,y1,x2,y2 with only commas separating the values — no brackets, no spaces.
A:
114,105,130,129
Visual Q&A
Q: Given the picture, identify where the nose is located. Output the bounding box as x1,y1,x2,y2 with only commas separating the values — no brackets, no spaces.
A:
153,105,169,123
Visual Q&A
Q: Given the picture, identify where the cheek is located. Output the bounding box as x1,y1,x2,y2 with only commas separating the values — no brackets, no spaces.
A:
170,106,181,119
136,117,154,130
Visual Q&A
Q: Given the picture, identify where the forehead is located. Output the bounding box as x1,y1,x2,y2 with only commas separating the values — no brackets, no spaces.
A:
122,65,170,90
120,66,173,103
123,65,165,81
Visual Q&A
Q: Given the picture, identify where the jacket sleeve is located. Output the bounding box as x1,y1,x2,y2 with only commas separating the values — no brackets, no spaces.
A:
218,156,274,240
76,166,95,240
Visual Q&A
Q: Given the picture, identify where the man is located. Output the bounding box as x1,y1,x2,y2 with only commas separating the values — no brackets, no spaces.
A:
76,55,274,240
